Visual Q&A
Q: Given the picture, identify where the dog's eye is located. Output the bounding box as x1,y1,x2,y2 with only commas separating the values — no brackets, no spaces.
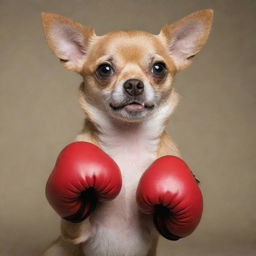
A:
151,62,167,79
96,63,114,79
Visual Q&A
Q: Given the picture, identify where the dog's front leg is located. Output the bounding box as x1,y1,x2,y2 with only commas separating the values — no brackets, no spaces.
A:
61,219,93,245
42,237,84,256
146,238,159,256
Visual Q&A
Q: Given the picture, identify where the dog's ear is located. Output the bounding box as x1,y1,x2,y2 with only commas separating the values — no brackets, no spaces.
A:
41,13,95,72
159,9,213,70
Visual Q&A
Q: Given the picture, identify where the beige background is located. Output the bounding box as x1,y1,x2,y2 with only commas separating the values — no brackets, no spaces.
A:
0,0,255,255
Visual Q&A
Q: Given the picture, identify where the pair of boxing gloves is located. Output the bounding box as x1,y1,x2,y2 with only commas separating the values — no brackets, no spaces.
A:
46,142,203,240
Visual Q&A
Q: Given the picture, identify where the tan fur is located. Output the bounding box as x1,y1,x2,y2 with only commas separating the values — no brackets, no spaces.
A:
42,9,213,256
159,9,213,70
41,12,95,72
42,237,84,256
61,220,85,242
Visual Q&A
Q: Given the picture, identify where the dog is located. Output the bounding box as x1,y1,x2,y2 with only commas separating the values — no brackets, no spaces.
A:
41,9,213,256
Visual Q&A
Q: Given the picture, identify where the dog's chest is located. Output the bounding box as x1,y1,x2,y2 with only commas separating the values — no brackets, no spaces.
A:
83,129,159,255
100,126,159,196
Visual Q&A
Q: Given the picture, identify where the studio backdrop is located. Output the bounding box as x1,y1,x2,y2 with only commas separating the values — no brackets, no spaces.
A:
0,0,255,255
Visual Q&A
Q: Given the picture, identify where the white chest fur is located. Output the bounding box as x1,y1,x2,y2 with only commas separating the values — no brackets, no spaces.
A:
82,124,159,256
100,122,159,188
77,102,175,256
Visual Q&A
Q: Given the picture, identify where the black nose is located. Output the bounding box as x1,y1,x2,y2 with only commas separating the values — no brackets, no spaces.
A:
123,79,144,96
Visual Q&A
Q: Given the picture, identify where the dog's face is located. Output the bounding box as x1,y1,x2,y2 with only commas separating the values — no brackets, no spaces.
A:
42,10,213,123
81,30,177,121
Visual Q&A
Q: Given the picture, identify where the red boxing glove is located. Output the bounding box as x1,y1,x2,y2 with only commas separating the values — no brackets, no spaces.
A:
136,156,203,240
46,142,122,223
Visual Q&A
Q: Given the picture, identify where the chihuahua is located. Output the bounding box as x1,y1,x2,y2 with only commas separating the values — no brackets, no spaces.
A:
41,9,213,256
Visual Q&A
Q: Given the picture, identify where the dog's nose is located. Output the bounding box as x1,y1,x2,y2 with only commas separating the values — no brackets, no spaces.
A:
123,79,144,96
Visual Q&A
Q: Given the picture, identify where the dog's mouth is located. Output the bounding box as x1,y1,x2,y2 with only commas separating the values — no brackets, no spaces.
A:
110,101,154,111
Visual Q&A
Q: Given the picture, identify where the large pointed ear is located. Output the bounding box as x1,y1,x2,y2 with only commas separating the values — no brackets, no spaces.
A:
159,9,213,70
41,12,95,72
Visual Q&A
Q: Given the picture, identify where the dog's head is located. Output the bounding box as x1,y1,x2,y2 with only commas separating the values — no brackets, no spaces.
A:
42,10,213,123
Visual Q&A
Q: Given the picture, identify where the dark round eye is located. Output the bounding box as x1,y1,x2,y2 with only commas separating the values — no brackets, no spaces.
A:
96,63,114,79
151,62,167,78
